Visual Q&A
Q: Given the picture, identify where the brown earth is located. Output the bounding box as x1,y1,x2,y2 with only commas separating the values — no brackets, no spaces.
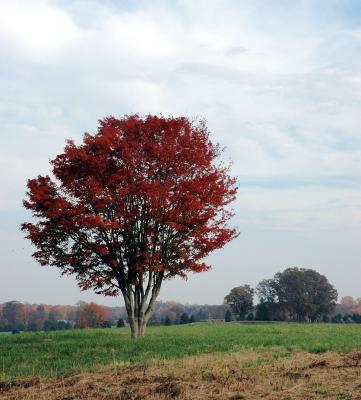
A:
1,351,361,399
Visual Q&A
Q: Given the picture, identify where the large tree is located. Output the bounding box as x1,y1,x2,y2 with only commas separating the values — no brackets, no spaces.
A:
224,284,254,320
276,267,338,321
256,268,338,322
22,115,238,338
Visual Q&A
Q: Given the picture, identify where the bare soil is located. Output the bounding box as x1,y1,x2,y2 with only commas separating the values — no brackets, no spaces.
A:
1,351,361,399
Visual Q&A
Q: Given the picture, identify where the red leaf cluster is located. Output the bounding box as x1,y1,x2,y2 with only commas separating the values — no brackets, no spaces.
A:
22,115,238,296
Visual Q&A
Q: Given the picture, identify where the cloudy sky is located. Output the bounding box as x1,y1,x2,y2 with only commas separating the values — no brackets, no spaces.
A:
0,0,360,306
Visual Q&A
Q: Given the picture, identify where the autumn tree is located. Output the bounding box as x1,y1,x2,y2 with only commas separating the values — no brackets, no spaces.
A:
48,306,62,320
337,296,361,316
22,115,238,338
224,285,254,320
75,302,107,328
2,301,25,330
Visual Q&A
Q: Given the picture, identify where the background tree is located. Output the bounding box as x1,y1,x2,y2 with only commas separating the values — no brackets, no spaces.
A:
56,320,72,330
75,302,107,328
257,268,338,322
44,310,57,330
225,309,232,322
245,312,254,321
256,279,278,304
22,115,237,338
33,305,47,330
148,314,161,326
336,296,361,316
275,268,337,321
255,300,272,321
2,301,25,331
224,285,254,320
255,279,279,321
117,317,125,328
179,312,189,324
50,305,67,321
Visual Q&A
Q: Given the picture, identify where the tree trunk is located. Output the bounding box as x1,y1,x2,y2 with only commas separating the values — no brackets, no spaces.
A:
139,321,147,337
120,271,164,338
129,315,139,339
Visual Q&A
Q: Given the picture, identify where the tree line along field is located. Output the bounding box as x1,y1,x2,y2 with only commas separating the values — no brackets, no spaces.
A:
1,323,361,379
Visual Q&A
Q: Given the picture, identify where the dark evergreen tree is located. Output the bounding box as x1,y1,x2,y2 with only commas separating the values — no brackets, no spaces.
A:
180,312,189,324
246,312,254,321
225,309,232,322
255,300,272,321
44,310,57,330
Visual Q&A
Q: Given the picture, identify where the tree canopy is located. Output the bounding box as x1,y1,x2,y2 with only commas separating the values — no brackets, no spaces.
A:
256,267,338,321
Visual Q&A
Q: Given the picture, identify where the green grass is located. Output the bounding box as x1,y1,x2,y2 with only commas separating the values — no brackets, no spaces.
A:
1,323,361,379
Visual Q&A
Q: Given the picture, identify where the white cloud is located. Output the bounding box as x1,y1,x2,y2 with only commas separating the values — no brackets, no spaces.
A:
0,0,80,59
236,186,361,233
0,0,360,222
99,13,174,60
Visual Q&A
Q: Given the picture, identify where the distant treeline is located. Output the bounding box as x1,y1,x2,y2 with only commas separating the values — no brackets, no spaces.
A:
0,301,120,332
1,268,361,332
0,300,229,332
1,295,360,333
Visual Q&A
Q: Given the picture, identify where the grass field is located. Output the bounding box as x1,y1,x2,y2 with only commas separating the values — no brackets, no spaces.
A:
1,322,361,379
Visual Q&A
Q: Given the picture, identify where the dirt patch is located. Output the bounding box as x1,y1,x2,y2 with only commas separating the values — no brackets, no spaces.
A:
0,377,40,392
342,352,361,368
155,378,182,398
1,352,361,399
308,359,328,369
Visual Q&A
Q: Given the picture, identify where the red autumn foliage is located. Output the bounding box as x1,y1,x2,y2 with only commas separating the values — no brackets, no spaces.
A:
22,115,238,337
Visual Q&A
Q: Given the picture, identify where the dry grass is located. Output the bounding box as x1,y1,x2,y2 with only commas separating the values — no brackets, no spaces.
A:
1,351,361,399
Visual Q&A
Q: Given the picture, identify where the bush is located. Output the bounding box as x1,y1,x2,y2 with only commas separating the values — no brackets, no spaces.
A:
117,318,125,328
